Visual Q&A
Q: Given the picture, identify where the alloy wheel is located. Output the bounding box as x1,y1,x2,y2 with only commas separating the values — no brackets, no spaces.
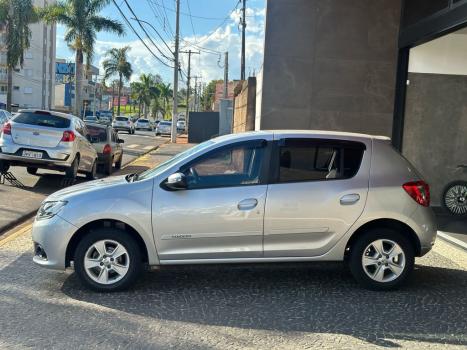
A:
444,184,467,215
361,239,406,283
84,240,130,285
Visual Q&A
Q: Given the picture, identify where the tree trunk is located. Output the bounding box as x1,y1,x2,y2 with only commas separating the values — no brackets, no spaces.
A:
117,73,122,115
111,83,115,117
74,50,83,118
6,66,12,112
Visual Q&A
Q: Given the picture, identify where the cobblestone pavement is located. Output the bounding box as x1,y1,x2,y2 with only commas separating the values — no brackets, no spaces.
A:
0,227,466,350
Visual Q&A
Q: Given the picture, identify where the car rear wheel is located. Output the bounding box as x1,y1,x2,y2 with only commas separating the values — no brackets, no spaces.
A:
349,228,414,291
0,160,10,173
105,157,113,175
86,160,97,180
27,167,38,175
65,157,79,179
442,181,467,217
74,228,143,292
115,155,122,169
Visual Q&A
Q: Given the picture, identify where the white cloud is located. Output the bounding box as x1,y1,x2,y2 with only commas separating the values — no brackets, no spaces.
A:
56,5,265,85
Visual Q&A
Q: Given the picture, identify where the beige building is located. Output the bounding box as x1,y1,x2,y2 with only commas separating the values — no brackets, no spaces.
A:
0,0,56,110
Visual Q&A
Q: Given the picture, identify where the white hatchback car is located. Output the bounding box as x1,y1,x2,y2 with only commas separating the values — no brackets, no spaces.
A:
0,109,98,179
32,131,437,292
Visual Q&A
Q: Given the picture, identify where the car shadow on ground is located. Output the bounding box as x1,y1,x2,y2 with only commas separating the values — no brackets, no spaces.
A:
60,260,467,348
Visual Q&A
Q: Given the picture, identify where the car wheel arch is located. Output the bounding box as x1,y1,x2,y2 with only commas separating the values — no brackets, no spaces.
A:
65,219,149,268
344,218,421,260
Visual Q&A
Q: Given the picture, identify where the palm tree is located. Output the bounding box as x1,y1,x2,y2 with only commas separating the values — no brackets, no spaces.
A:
41,0,124,117
102,46,132,116
0,0,38,112
137,74,159,118
157,82,172,117
130,81,144,117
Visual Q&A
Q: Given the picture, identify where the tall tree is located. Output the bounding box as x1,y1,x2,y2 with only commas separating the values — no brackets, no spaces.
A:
157,82,172,117
137,74,159,118
102,46,132,116
41,0,124,117
0,0,38,112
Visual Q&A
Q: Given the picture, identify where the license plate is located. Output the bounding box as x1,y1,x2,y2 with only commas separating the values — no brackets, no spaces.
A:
22,150,43,159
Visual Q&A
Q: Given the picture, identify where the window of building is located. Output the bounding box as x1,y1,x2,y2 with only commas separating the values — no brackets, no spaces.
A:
13,86,20,91
23,87,33,94
183,141,267,189
276,139,365,183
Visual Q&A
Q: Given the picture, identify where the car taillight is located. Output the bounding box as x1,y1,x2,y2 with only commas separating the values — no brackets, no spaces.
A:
403,181,430,207
2,122,11,135
61,130,75,142
103,144,112,154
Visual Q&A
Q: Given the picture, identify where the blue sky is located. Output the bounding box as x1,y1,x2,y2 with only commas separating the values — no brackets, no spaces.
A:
56,0,266,84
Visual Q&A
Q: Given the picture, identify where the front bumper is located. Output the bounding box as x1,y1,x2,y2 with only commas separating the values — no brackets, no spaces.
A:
32,214,78,270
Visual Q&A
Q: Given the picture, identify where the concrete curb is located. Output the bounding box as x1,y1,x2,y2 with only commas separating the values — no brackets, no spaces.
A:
121,140,169,168
437,231,467,252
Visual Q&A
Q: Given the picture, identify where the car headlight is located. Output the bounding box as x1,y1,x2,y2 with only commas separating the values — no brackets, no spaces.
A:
36,201,68,220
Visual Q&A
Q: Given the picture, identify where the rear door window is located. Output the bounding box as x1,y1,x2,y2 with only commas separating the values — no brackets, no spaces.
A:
116,117,128,122
276,139,365,183
13,112,70,128
87,125,108,142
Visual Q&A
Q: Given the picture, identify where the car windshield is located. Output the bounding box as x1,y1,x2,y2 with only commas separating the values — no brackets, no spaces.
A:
138,120,149,123
115,117,128,121
86,125,107,142
160,121,171,126
13,112,71,128
137,140,215,180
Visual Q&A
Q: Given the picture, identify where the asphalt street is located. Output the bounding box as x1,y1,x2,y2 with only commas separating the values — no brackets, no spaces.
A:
0,225,465,350
0,130,167,233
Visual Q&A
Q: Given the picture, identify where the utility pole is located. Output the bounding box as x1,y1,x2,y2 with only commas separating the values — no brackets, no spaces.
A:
180,50,200,123
193,76,198,112
171,0,180,143
241,0,246,80
223,52,229,98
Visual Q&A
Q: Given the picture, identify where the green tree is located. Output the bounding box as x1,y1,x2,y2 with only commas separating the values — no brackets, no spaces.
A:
136,74,160,118
0,0,38,112
201,80,221,111
157,82,172,117
41,0,124,117
102,46,132,116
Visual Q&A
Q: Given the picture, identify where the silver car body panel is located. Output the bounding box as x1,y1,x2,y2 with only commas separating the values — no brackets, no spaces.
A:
31,130,437,271
0,109,97,171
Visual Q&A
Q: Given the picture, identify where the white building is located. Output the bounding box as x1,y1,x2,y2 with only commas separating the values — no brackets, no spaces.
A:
0,0,56,110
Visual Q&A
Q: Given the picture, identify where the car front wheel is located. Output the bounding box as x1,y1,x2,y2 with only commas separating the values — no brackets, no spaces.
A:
74,228,143,292
349,228,414,291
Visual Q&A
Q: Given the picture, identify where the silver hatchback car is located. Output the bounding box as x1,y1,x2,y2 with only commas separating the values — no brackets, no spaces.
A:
32,131,437,292
0,110,98,179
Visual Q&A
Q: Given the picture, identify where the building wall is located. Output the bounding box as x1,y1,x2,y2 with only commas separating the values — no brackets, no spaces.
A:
233,78,256,133
403,72,467,206
0,0,56,109
258,0,401,136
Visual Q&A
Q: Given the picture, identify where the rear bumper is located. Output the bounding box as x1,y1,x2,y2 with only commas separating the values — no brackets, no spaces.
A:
0,141,74,169
408,206,438,256
114,127,131,132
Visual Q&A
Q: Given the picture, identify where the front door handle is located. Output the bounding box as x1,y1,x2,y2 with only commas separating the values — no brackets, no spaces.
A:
238,198,258,211
340,194,360,206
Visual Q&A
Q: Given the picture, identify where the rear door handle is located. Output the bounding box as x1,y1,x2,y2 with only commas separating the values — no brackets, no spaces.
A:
238,198,258,211
340,194,360,205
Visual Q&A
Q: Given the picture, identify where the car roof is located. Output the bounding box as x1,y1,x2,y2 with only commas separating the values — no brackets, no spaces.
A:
213,130,391,144
18,109,76,120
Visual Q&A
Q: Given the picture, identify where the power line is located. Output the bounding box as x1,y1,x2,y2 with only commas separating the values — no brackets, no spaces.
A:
147,0,174,40
185,0,197,42
122,0,174,61
129,17,173,56
111,0,174,69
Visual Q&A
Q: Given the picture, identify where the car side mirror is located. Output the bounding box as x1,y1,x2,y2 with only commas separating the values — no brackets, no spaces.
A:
165,172,187,190
117,139,124,144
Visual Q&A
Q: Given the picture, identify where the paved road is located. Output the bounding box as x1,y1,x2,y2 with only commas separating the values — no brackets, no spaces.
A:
0,226,465,350
0,131,167,233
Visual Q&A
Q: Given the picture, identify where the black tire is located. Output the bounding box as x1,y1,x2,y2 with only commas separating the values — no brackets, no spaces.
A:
115,154,122,169
65,157,79,179
349,228,415,291
104,157,113,175
26,167,38,175
86,160,97,180
442,181,467,217
0,160,10,173
74,228,143,292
